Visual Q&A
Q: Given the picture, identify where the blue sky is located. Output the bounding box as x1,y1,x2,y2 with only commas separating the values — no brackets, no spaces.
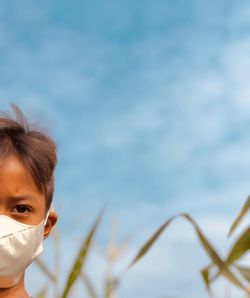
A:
1,0,250,297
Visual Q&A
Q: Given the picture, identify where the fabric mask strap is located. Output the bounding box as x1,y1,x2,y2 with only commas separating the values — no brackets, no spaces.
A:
43,208,51,227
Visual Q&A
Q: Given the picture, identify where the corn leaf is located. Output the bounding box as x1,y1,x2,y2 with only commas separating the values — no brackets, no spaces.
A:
203,227,250,287
226,227,250,264
235,265,250,282
127,213,249,293
201,264,212,291
61,209,104,298
228,196,250,237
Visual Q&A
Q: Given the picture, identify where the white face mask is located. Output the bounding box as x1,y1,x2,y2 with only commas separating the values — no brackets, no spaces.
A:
0,212,49,288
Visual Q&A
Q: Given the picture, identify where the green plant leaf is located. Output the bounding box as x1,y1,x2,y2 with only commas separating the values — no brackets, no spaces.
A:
228,196,250,237
235,265,250,282
200,264,212,290
61,209,104,298
127,214,176,268
203,227,250,286
226,227,250,265
127,213,249,293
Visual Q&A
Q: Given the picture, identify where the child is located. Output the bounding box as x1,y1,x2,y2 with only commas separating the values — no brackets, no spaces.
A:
0,104,58,298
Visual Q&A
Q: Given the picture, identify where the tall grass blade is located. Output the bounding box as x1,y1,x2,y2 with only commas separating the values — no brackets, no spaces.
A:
51,226,61,298
203,227,250,286
228,196,250,237
201,264,212,291
104,278,119,298
127,214,176,268
235,265,250,282
226,227,250,264
127,213,249,293
61,209,104,298
80,271,98,298
35,257,57,284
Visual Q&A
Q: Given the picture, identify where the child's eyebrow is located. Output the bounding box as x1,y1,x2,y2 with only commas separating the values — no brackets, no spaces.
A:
8,193,40,202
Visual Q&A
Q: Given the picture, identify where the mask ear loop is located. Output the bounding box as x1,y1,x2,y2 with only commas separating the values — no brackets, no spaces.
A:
43,205,52,227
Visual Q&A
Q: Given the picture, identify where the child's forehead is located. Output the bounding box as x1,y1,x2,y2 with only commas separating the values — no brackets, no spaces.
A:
0,156,29,176
0,157,41,195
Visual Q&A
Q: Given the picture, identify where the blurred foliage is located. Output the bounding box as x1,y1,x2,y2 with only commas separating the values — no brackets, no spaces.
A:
34,196,250,297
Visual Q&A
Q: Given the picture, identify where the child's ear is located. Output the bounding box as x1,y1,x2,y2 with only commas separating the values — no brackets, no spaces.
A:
43,211,58,240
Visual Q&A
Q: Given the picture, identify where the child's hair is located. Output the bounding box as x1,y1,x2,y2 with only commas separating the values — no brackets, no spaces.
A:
0,104,57,210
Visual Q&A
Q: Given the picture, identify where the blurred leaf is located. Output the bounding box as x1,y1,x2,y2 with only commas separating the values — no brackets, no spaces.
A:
61,209,104,298
105,239,130,264
235,265,250,282
35,257,57,284
228,196,250,237
105,218,130,264
200,263,222,294
127,213,249,293
204,227,250,286
50,225,61,298
80,271,98,298
104,277,119,298
127,214,176,268
201,264,212,291
36,287,48,298
227,227,250,264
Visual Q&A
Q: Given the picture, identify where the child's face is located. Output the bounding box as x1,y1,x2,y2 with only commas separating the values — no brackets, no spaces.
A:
0,156,57,235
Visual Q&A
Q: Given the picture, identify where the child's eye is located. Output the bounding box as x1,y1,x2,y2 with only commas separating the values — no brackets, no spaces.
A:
12,205,31,214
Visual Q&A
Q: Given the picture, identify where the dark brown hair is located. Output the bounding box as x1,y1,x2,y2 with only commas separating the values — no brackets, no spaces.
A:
0,104,57,209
